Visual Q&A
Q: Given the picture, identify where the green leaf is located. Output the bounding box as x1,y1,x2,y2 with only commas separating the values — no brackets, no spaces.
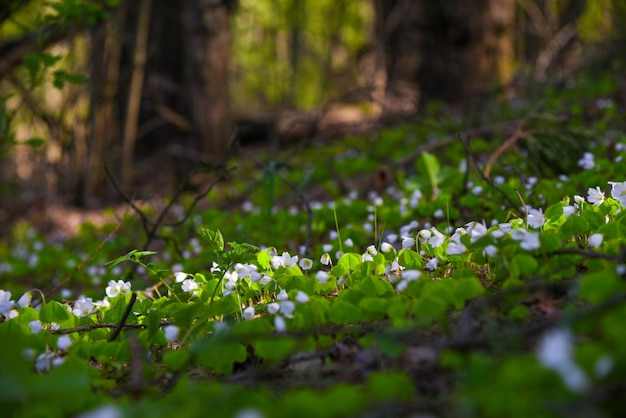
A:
40,301,72,323
254,337,297,361
337,253,361,272
412,296,447,318
21,137,46,147
398,249,423,269
322,384,366,416
146,308,163,339
544,203,564,223
417,151,441,198
103,296,133,324
198,227,224,250
509,305,530,320
329,301,361,324
511,254,538,278
358,275,390,296
195,341,247,374
279,390,322,418
170,302,202,329
163,349,190,370
358,297,387,314
454,277,484,303
539,232,561,252
367,371,415,401
206,294,240,317
561,214,589,237
579,269,621,303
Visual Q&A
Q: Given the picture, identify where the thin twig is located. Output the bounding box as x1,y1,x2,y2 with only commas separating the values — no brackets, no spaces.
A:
104,161,152,233
108,291,138,342
514,188,528,225
51,321,171,335
240,149,314,252
460,135,521,216
484,123,529,178
50,205,128,295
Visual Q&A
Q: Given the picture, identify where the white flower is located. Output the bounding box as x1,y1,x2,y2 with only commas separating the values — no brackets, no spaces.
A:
467,222,488,243
401,237,415,249
520,233,541,250
587,186,605,206
72,296,94,317
446,241,466,255
610,181,626,206
402,270,421,280
396,280,410,292
588,233,603,248
105,280,132,298
512,229,541,251
242,306,255,320
174,272,188,283
295,291,309,304
299,258,313,270
223,280,237,296
0,290,14,316
267,302,280,315
424,257,438,271
271,252,298,269
491,223,512,239
277,289,289,301
279,301,296,318
563,205,576,218
57,335,72,351
577,152,595,169
163,325,179,342
181,279,198,292
380,242,394,253
344,238,354,247
35,350,55,372
17,292,32,307
210,262,221,273
236,263,258,279
390,259,404,273
527,208,546,228
594,355,614,378
320,253,331,266
29,320,43,334
433,208,445,218
274,315,286,332
316,271,329,284
537,328,588,393
417,229,431,244
429,228,445,248
259,274,272,285
233,408,264,418
483,245,498,258
76,405,123,418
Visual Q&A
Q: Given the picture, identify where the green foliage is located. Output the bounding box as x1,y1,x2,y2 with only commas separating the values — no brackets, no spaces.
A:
3,61,626,417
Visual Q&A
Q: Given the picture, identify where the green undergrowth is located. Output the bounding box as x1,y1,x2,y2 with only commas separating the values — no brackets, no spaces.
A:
2,72,626,417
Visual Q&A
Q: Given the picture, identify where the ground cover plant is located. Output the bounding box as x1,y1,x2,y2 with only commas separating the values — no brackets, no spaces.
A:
1,70,626,417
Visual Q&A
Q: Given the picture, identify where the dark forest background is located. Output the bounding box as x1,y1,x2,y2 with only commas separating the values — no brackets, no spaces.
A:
0,0,624,225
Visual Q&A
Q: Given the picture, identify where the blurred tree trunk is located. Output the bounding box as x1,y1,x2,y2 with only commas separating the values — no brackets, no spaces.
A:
84,6,125,206
375,0,516,104
518,0,586,81
181,0,234,158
